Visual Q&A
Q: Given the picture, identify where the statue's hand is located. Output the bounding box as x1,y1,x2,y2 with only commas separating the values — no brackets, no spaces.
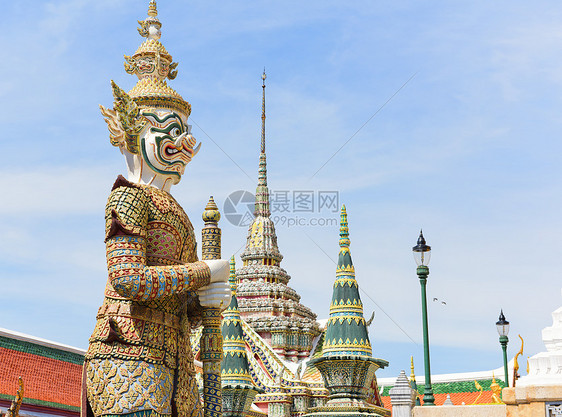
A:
203,259,230,283
197,281,231,310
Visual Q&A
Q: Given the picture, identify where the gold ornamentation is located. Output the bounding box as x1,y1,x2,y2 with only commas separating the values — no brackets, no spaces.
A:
491,374,503,404
5,377,24,417
100,81,147,154
86,359,174,415
471,380,483,405
513,334,524,386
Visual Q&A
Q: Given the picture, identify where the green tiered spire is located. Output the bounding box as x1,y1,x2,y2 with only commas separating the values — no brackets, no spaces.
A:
221,257,262,417
305,206,388,417
221,256,254,389
322,205,372,357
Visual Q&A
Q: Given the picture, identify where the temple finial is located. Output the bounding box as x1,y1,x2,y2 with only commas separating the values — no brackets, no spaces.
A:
148,0,158,17
261,69,267,154
339,205,350,248
137,0,162,40
229,256,237,293
410,356,416,382
257,69,268,188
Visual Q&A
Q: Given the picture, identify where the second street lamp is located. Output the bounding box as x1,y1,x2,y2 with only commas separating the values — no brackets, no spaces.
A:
413,230,435,406
496,310,510,388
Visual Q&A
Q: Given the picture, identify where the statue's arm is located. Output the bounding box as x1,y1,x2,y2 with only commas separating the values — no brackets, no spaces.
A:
106,234,210,301
104,185,211,301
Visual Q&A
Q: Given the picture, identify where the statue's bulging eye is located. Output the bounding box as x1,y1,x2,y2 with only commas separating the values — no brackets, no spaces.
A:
170,127,181,137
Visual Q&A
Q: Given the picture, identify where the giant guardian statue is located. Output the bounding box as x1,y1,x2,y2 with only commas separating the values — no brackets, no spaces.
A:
83,2,230,416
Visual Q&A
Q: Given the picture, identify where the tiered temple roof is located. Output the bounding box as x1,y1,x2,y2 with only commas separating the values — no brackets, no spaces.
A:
236,72,320,362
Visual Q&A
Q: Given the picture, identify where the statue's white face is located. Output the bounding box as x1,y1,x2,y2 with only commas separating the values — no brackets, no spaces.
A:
139,110,197,185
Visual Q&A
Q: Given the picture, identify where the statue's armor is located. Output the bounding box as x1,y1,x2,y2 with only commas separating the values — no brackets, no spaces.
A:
85,176,209,417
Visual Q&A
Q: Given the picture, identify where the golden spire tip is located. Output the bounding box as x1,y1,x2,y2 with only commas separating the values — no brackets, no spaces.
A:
148,0,158,17
202,196,220,223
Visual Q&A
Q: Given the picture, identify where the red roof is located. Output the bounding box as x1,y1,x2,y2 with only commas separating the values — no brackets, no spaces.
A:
381,385,498,409
0,343,82,410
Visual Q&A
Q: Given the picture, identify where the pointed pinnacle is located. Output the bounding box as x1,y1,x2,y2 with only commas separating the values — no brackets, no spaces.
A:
148,0,158,17
339,205,350,248
202,196,220,223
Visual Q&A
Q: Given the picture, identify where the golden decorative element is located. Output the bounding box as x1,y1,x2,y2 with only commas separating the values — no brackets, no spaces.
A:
202,196,221,223
133,38,171,59
526,356,530,375
249,221,264,248
148,0,157,17
5,377,24,417
86,359,174,415
471,380,483,405
128,77,190,115
100,81,147,154
513,334,524,387
410,356,416,383
336,264,356,276
490,374,503,404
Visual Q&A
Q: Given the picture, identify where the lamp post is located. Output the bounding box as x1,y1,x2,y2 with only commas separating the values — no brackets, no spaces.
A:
496,310,510,387
413,230,435,406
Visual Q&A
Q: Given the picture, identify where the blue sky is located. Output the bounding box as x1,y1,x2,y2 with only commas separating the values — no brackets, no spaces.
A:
2,0,562,379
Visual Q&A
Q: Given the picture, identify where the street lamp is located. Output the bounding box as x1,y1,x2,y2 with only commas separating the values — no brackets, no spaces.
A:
413,230,435,406
496,310,510,387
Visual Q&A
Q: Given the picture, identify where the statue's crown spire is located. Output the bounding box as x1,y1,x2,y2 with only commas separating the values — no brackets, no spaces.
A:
138,0,161,40
148,0,158,18
120,1,189,116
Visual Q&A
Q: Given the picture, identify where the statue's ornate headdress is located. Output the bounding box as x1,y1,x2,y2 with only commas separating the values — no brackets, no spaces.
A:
100,0,191,154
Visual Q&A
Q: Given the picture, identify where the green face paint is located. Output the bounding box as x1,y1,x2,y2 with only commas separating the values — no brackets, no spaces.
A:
140,111,194,179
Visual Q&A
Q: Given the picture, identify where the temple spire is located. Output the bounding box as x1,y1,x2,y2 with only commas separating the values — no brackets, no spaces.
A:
410,356,421,406
261,68,266,155
237,70,320,362
254,70,270,216
258,69,267,187
323,205,372,357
